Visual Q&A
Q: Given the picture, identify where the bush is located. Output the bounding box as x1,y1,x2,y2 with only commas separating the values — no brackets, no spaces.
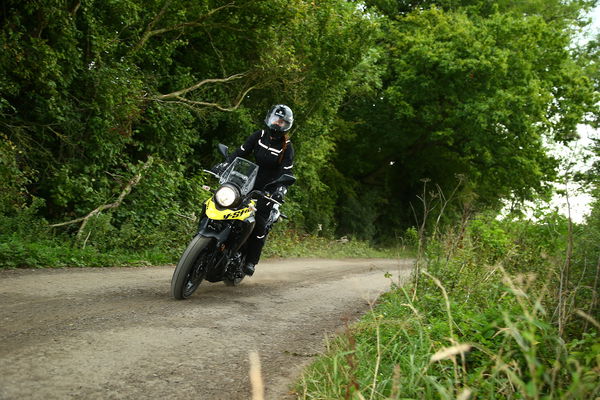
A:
297,211,600,399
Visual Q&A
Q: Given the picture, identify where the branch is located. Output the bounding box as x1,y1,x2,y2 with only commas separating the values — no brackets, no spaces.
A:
204,27,226,76
50,156,154,242
70,1,81,16
153,79,256,113
132,0,173,53
132,2,235,52
155,73,246,100
172,85,256,111
585,253,600,331
558,180,574,337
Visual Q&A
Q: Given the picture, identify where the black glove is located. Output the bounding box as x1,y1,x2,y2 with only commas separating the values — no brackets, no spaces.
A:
211,162,228,175
271,186,287,203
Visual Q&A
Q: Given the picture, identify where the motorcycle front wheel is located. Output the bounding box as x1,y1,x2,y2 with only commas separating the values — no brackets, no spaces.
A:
170,235,214,300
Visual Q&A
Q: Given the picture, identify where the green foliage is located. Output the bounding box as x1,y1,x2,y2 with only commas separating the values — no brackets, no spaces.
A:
465,214,511,261
330,1,598,240
0,0,378,262
299,284,588,399
263,227,412,260
297,211,600,399
0,133,33,215
0,235,174,269
0,197,49,241
1,0,598,265
0,194,179,268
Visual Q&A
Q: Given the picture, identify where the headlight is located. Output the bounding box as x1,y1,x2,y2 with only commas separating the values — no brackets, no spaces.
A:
214,185,239,208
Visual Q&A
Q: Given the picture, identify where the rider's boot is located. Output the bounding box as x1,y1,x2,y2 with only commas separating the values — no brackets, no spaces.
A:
243,262,255,276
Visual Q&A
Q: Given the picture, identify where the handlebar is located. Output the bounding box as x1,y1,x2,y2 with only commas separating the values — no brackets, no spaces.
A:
200,174,284,206
248,189,283,206
203,169,221,179
265,196,283,206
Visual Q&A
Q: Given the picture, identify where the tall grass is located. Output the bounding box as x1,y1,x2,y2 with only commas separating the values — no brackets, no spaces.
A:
0,204,408,269
296,212,599,399
264,227,413,260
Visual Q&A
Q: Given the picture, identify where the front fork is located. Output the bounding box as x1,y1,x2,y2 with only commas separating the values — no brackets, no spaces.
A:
222,217,256,277
196,207,256,278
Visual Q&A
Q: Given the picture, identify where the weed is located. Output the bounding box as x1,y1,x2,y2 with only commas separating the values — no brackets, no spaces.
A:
296,211,600,399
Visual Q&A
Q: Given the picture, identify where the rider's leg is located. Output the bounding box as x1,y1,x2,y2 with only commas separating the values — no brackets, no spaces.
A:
243,206,269,275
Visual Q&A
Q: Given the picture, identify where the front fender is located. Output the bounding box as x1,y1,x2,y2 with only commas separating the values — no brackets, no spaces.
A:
197,217,232,243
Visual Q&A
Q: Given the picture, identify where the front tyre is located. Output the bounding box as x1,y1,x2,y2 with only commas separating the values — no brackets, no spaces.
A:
171,235,214,300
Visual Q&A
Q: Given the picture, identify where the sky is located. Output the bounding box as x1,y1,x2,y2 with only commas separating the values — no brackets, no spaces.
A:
586,4,600,35
548,5,599,223
549,125,596,223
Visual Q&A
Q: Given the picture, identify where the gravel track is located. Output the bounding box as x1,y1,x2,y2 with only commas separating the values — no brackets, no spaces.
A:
0,258,411,399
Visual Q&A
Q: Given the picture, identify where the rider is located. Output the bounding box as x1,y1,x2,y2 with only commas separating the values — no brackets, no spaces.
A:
213,104,295,276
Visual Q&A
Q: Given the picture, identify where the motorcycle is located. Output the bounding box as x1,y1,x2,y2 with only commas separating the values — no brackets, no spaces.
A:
170,143,295,300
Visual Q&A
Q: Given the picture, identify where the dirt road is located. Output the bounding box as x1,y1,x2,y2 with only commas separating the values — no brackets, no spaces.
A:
0,258,411,400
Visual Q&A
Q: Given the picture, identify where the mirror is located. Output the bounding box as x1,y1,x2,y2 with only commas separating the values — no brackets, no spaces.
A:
218,143,229,158
265,174,296,191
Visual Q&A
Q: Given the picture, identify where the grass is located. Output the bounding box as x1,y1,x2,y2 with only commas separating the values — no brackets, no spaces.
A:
264,229,413,260
296,272,599,399
0,235,176,268
1,198,410,269
0,227,408,269
294,217,600,400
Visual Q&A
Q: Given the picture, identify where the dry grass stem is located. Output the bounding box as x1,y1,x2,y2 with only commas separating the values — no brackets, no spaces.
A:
575,309,600,330
369,321,382,400
430,344,472,362
401,303,422,319
456,387,473,400
423,271,455,341
390,365,401,399
249,350,264,400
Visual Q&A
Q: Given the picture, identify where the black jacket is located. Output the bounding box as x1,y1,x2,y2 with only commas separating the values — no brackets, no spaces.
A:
227,129,294,191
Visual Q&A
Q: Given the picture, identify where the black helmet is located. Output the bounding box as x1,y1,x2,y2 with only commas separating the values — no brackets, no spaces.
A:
264,104,294,133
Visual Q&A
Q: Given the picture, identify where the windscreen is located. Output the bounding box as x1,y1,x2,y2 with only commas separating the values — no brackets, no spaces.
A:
219,157,259,195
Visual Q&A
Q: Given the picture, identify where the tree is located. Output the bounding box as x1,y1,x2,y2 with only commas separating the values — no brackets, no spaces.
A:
0,0,378,247
330,1,598,239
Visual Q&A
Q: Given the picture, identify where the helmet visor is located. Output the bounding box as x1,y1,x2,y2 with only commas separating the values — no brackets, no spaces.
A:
265,105,293,132
267,114,291,132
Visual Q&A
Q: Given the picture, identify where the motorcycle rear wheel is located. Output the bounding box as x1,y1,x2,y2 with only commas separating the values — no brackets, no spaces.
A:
170,235,214,300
